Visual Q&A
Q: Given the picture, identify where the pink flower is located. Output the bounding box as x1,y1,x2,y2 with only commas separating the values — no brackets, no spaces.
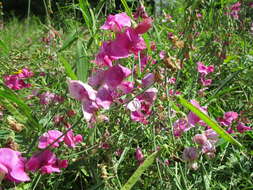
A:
4,75,31,90
237,122,251,133
26,150,68,174
0,148,30,183
82,100,99,122
67,79,97,101
168,77,176,84
118,81,134,94
200,76,212,86
218,111,238,127
193,134,208,145
173,118,189,137
38,130,64,149
101,12,131,32
17,68,34,78
135,148,144,163
159,51,166,60
96,85,113,109
64,129,83,148
134,17,153,34
197,62,214,76
38,92,63,105
127,98,141,112
187,100,208,127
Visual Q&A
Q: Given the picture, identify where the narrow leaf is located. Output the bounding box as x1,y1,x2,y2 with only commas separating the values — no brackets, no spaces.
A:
59,55,78,80
121,151,160,190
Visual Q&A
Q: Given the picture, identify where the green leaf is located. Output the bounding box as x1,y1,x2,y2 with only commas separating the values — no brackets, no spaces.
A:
178,96,242,147
121,151,160,190
79,0,93,34
76,40,89,82
120,0,133,18
0,39,9,55
58,31,79,52
59,55,78,80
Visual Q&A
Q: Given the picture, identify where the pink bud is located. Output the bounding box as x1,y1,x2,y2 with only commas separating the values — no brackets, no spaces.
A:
135,148,144,162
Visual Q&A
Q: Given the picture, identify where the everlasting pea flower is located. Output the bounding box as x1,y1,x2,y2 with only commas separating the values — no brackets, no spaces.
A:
159,51,166,60
38,130,64,149
134,17,153,34
68,79,97,101
64,130,83,148
17,68,34,78
197,62,214,76
96,85,113,109
218,111,238,127
4,75,31,90
0,148,30,183
82,100,99,122
182,147,198,162
187,100,208,127
141,73,155,88
133,5,148,19
100,12,131,32
135,148,144,163
237,122,251,133
26,150,68,174
173,118,189,137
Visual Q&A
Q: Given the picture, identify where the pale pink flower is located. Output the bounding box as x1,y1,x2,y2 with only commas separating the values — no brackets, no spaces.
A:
159,51,166,60
0,148,30,183
67,79,97,101
38,130,64,149
218,111,238,127
101,12,131,32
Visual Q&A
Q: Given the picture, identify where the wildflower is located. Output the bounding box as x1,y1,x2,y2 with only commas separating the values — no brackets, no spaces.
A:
64,129,83,148
0,148,30,183
68,80,97,102
218,111,238,127
141,73,155,88
100,12,131,32
134,17,153,34
236,122,251,133
182,147,198,162
26,150,68,174
38,130,64,149
133,5,148,19
197,62,214,76
135,148,144,164
173,118,189,137
187,100,208,127
159,51,166,60
230,2,241,19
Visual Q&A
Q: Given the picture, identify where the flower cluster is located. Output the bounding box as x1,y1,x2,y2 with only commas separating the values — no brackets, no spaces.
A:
4,68,34,90
68,12,156,126
197,62,215,86
230,2,241,20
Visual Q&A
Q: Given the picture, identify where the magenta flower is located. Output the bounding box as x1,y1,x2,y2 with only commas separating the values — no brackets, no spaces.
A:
0,148,30,183
218,111,238,127
96,85,113,109
26,150,68,174
82,100,99,122
38,91,63,105
237,122,251,133
4,75,31,90
38,130,64,149
159,51,166,60
133,5,148,19
197,62,214,76
100,12,131,32
17,68,34,78
135,148,144,164
64,130,83,148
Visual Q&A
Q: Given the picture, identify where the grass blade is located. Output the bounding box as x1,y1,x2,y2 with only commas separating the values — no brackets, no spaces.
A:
59,55,78,80
76,40,89,82
120,0,132,18
0,39,9,55
121,150,160,190
178,96,242,147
